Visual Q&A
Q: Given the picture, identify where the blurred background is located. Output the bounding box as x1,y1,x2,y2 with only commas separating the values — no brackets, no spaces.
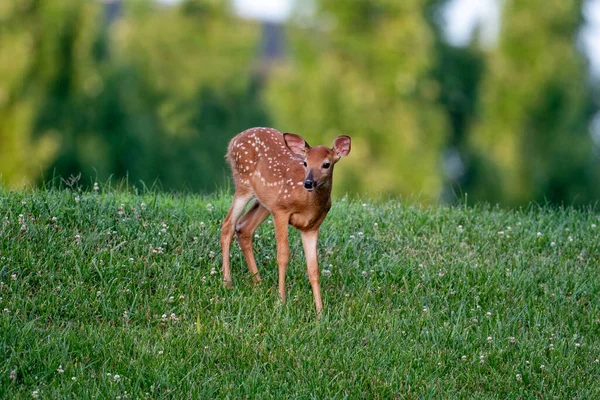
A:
1,0,600,206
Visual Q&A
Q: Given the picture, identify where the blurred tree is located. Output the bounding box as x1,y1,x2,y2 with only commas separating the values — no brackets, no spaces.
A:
2,0,599,205
426,0,487,204
469,0,599,205
113,0,270,191
0,0,62,186
0,0,270,192
264,0,448,199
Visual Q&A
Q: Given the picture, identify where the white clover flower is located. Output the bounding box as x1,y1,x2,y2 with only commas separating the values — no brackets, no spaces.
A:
461,355,467,361
551,242,556,247
422,306,429,313
57,365,64,374
113,374,121,381
592,224,597,229
93,182,99,191
32,389,40,398
209,251,215,259
357,231,364,237
206,203,214,211
361,271,367,277
322,269,331,277
487,336,493,343
210,268,217,276
486,311,492,318
516,374,522,382
498,231,504,236
537,232,542,237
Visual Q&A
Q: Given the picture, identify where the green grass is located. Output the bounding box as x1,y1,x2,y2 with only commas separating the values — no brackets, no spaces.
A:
1,187,599,398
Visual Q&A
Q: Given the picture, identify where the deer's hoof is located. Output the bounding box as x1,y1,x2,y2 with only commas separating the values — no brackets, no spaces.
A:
223,280,233,289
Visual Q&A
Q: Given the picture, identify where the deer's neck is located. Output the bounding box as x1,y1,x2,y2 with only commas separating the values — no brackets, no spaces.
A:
309,181,333,212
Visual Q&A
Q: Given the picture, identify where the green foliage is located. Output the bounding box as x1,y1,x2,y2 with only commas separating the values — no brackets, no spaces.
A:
265,0,447,198
468,0,599,205
0,0,64,186
1,188,600,397
0,0,599,206
1,0,269,192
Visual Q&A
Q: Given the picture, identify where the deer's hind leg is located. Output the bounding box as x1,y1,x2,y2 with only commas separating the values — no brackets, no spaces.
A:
236,201,271,284
221,191,253,288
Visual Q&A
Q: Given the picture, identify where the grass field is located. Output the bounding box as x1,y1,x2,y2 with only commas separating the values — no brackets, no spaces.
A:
1,186,599,398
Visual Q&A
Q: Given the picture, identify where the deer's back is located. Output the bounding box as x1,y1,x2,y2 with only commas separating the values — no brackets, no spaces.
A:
227,127,303,196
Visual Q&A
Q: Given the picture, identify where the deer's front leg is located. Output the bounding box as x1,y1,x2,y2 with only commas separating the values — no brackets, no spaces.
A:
273,213,290,303
301,230,322,314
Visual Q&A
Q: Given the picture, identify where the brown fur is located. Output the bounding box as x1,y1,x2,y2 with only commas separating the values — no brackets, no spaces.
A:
220,127,351,314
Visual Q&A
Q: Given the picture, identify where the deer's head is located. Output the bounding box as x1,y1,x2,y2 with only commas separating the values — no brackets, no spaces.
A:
283,133,351,192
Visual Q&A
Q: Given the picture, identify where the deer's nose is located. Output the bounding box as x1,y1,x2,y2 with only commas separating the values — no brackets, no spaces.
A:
304,170,316,190
304,179,316,190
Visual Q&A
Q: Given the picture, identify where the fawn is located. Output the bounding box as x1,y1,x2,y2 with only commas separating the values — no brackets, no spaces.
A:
220,127,351,314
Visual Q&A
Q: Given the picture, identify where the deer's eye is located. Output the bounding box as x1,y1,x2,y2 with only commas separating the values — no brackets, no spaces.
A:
322,162,331,169
303,161,307,167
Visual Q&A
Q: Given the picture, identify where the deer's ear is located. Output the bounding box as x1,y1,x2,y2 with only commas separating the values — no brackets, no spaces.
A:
333,135,351,160
283,133,311,157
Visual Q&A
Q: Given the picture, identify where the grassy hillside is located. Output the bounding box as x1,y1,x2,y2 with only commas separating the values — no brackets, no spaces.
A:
1,187,599,398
